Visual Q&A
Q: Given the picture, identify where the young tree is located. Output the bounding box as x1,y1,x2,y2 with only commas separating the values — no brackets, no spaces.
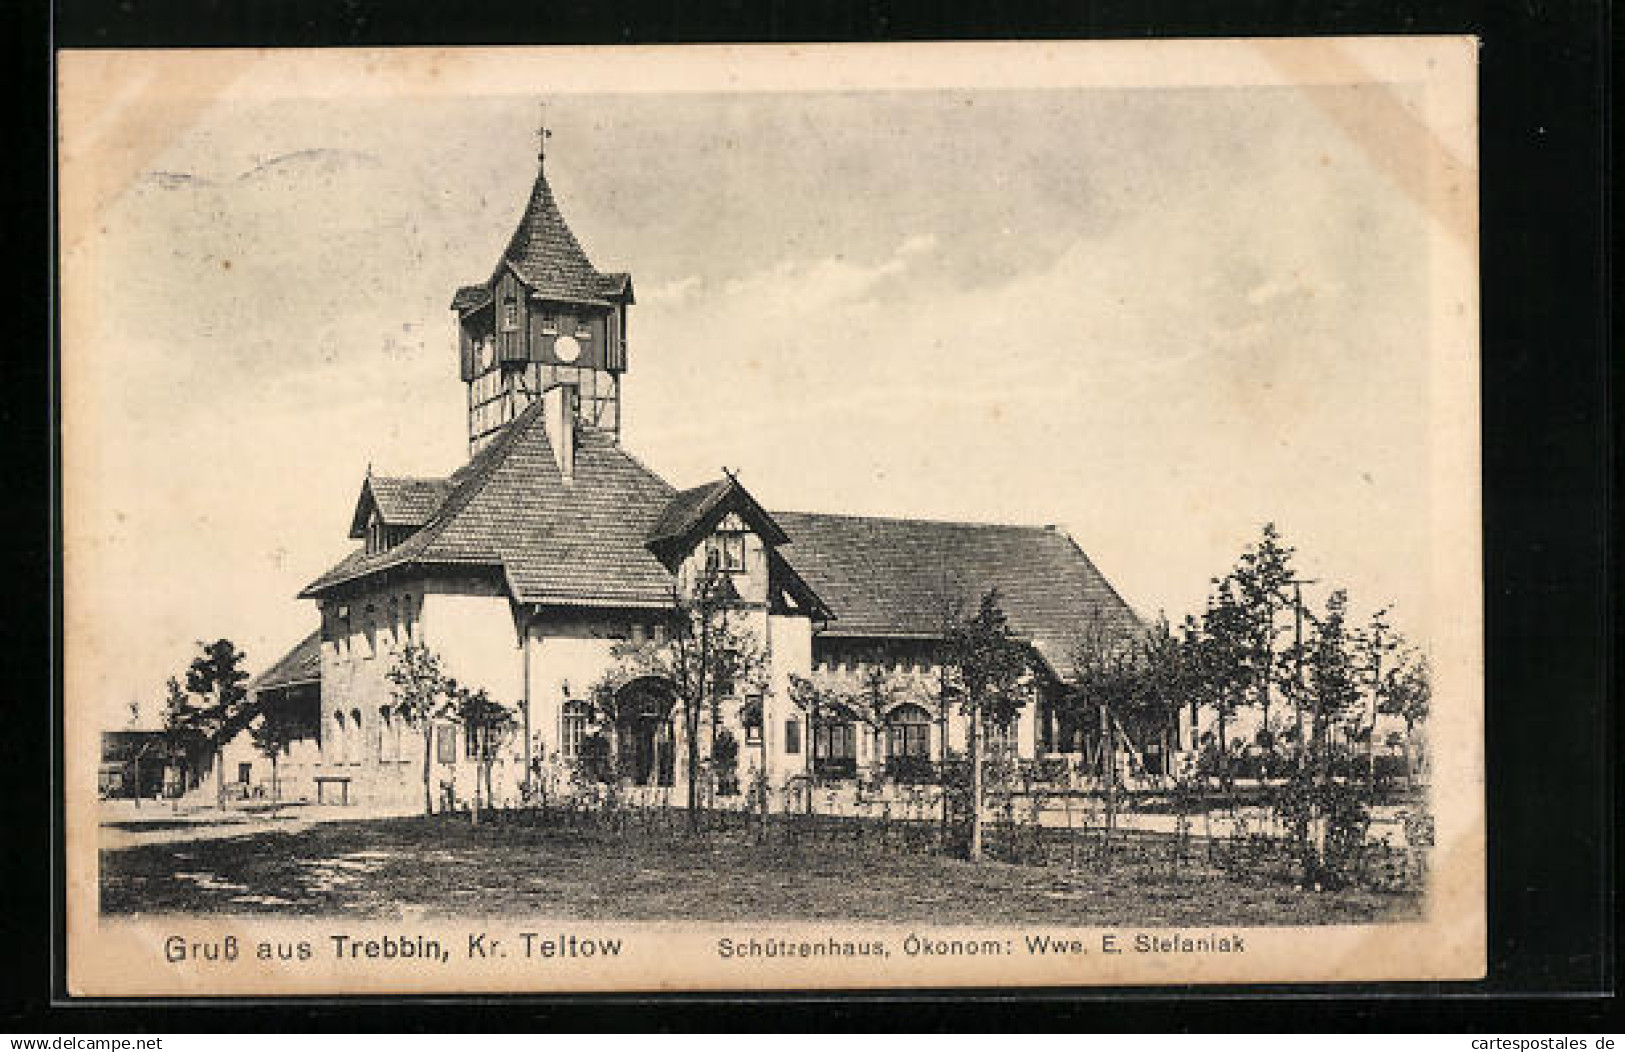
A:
185,639,251,809
1067,607,1139,787
386,643,455,815
852,662,907,779
159,677,207,809
1354,606,1400,787
786,673,842,793
944,589,1033,861
247,694,306,812
1378,649,1431,786
448,683,516,825
605,567,768,832
1198,579,1254,786
1305,589,1362,782
1134,615,1188,778
1230,524,1297,756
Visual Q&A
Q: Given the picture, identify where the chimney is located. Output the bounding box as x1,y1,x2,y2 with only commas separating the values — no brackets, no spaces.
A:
544,382,578,484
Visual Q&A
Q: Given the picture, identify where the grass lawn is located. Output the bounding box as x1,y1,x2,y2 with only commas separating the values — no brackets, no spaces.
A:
100,812,1422,925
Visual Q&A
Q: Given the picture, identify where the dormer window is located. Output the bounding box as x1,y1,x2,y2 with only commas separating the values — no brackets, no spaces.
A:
705,529,746,574
365,511,387,555
502,295,519,333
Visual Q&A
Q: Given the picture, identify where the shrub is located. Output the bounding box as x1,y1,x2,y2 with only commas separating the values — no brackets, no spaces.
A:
1272,773,1372,889
578,732,613,784
886,755,936,784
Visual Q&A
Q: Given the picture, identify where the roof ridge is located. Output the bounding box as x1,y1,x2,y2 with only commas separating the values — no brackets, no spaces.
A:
411,400,550,561
772,508,1057,533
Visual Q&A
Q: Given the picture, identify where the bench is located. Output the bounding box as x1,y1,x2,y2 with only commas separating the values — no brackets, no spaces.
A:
314,775,353,805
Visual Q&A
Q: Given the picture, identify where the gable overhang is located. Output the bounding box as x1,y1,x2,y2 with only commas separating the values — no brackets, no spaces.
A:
298,557,508,602
647,478,791,569
347,479,378,539
766,547,835,622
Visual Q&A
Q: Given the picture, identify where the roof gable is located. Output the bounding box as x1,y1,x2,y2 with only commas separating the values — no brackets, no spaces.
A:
645,475,790,568
347,476,456,538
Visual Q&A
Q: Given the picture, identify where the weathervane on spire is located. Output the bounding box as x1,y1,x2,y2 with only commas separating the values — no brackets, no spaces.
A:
536,103,553,163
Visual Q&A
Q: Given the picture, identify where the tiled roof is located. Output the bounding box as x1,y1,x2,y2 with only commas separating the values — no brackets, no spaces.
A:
645,480,732,549
300,411,1141,677
365,477,454,530
770,511,1143,676
451,284,492,313
499,163,626,306
597,272,634,303
302,400,679,607
250,629,323,693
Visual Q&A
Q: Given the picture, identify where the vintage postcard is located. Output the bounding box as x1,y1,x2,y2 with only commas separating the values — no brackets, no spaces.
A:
60,38,1483,995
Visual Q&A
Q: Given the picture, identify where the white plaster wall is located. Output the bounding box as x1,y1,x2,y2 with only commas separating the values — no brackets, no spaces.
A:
525,613,624,765
764,611,811,786
422,592,523,705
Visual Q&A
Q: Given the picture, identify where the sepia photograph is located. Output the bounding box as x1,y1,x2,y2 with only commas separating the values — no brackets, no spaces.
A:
60,39,1483,994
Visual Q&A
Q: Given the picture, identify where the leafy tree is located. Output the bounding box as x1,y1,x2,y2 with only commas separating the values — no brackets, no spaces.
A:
1132,615,1188,777
386,643,455,815
852,662,907,775
1230,524,1297,753
604,566,768,832
185,639,251,809
1305,589,1362,782
448,682,516,825
1197,579,1254,786
1067,606,1148,784
1378,649,1431,786
160,676,209,805
944,589,1033,861
248,693,310,811
1353,606,1401,785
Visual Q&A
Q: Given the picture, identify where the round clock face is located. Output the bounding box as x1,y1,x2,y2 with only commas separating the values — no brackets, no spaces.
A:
553,335,582,364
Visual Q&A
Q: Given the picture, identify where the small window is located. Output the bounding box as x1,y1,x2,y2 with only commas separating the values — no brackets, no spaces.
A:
706,531,747,574
560,700,590,760
541,312,559,335
363,607,377,658
236,762,252,784
378,706,395,762
349,708,364,764
785,717,802,755
436,724,458,764
574,322,591,340
502,296,519,333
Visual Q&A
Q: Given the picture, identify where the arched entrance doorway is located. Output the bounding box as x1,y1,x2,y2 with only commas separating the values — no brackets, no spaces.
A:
615,677,677,787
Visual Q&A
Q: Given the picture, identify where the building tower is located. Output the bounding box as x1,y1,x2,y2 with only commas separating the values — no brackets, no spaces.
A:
450,126,634,455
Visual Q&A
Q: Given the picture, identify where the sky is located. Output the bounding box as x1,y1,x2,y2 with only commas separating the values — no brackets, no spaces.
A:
65,80,1437,728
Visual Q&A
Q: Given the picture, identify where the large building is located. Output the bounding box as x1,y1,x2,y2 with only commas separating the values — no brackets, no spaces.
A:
255,135,1141,809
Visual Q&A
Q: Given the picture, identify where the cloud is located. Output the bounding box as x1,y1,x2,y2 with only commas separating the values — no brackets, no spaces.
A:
642,274,704,308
